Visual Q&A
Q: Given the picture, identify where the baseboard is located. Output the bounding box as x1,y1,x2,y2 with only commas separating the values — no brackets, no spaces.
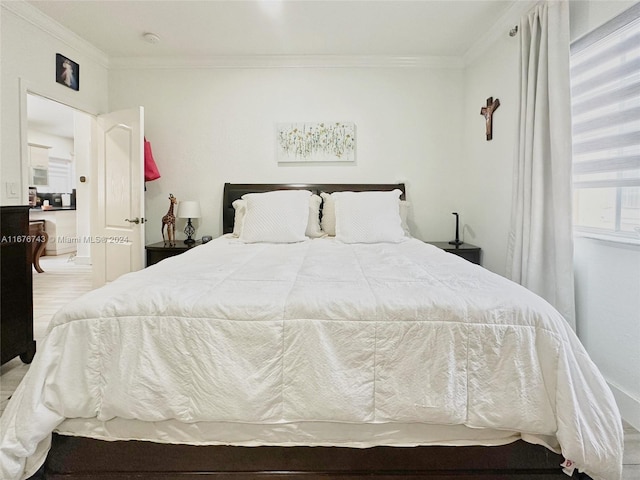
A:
609,381,640,431
73,256,91,265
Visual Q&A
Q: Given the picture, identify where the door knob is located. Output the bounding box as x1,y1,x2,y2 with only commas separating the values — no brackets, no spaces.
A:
124,217,140,224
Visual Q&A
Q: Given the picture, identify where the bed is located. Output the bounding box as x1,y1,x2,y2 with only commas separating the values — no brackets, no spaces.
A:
1,183,623,480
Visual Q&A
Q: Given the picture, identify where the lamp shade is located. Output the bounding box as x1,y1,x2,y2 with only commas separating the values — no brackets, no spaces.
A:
177,200,201,219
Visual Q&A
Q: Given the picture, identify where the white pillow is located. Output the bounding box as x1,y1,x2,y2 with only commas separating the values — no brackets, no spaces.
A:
399,201,412,237
321,191,410,238
333,189,405,244
239,190,312,243
320,192,336,236
233,194,323,239
306,194,324,238
231,199,246,237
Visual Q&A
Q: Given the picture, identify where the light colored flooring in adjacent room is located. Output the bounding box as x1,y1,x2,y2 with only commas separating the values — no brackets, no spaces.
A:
1,253,92,415
624,422,640,480
0,254,638,479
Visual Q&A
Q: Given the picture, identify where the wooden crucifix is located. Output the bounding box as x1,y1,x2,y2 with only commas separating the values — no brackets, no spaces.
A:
480,97,500,141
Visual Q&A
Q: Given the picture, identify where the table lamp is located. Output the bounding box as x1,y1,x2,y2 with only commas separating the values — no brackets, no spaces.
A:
177,200,201,245
448,212,463,246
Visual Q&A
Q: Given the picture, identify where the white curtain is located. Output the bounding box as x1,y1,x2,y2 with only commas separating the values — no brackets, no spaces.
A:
506,0,576,329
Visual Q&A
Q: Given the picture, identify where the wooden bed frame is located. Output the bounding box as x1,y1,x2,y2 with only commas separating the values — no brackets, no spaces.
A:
30,183,588,480
222,182,407,234
36,433,571,479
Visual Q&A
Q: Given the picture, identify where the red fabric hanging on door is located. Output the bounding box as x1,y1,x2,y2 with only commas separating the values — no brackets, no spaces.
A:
144,137,161,182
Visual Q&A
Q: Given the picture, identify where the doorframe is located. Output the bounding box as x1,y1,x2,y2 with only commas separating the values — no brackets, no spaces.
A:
19,78,96,264
18,78,97,204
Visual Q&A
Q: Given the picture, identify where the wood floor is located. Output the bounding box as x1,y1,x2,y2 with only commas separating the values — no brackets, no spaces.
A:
1,254,92,414
0,254,638,479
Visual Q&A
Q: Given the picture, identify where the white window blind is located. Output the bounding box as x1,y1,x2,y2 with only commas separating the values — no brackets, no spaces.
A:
570,3,640,238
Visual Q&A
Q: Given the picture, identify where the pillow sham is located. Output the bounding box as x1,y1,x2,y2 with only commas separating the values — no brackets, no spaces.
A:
320,192,337,236
231,199,246,237
239,190,312,243
333,189,405,244
232,194,323,239
321,192,411,238
399,200,411,236
306,194,324,238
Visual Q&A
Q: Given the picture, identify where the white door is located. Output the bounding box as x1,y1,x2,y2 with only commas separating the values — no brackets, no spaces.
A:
91,107,145,288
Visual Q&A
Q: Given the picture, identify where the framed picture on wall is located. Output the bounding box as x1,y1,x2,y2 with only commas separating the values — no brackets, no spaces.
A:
277,122,356,163
56,54,79,91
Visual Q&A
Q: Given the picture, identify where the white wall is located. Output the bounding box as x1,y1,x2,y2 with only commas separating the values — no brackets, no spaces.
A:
461,0,640,429
0,2,108,205
109,65,465,243
27,130,74,194
461,29,520,275
27,130,73,161
569,0,640,431
569,0,637,41
574,237,640,430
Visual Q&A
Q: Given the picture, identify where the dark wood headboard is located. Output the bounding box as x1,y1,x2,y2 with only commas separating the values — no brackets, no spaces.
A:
222,183,406,234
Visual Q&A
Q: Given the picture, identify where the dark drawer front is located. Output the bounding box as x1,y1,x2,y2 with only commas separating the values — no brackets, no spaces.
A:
452,249,481,265
146,248,183,267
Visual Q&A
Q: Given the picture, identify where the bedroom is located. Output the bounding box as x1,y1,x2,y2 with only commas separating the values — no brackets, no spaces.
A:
0,0,638,479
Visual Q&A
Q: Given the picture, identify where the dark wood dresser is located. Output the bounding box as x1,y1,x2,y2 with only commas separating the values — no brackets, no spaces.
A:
1,206,36,365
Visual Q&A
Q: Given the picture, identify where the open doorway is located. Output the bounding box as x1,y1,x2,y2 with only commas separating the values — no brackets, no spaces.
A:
26,93,93,264
25,93,94,340
24,92,146,289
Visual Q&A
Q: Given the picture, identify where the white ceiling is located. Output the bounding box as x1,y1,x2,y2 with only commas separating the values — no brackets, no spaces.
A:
27,0,515,58
25,1,518,139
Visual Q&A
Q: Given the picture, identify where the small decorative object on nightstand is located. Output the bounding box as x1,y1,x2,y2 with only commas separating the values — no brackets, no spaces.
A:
177,200,201,245
161,194,177,246
145,240,202,267
449,212,463,246
426,241,481,265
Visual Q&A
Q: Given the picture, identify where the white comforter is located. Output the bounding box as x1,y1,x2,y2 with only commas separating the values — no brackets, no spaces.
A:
0,236,623,480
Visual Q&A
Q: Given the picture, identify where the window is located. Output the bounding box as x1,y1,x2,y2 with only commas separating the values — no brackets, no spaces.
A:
570,3,640,240
36,157,73,193
48,157,73,193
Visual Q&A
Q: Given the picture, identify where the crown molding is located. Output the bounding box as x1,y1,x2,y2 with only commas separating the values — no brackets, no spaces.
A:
463,0,538,66
1,0,109,68
5,0,506,71
109,54,464,70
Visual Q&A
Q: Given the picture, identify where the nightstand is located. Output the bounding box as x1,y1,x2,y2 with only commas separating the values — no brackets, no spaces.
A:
426,242,481,265
145,240,202,267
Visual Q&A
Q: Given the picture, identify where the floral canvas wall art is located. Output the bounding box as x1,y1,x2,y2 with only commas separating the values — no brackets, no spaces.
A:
277,122,356,163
